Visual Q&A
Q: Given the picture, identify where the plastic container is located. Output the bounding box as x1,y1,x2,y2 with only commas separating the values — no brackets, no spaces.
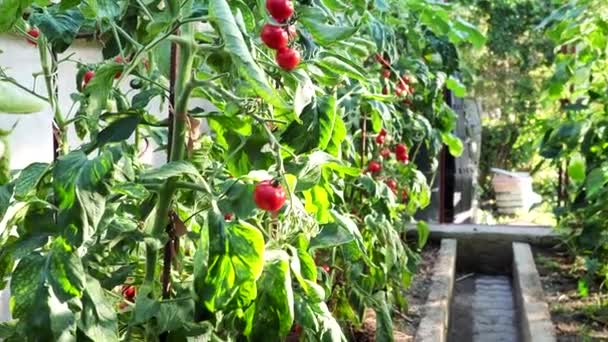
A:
491,168,541,214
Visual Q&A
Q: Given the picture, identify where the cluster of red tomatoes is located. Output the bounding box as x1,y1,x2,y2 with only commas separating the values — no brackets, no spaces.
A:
367,129,410,202
261,0,300,71
376,54,415,106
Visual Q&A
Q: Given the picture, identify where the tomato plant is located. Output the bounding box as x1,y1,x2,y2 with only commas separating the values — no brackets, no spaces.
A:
0,0,482,340
538,0,608,297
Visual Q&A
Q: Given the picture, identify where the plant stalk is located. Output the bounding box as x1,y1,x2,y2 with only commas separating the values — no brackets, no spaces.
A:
144,27,195,292
38,37,67,157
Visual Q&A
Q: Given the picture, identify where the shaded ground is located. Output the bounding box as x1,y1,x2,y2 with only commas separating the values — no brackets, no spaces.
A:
395,242,440,340
353,242,440,341
534,247,608,341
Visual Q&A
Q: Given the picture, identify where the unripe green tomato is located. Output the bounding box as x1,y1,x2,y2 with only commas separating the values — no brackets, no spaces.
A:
130,78,144,89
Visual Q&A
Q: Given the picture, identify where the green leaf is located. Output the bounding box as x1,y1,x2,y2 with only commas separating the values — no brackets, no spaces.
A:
282,95,346,155
246,250,294,341
48,237,85,302
209,0,287,111
416,221,430,249
586,166,608,199
157,300,194,333
568,154,586,182
218,179,257,219
441,133,463,157
299,7,358,46
78,275,119,341
0,81,46,114
30,7,84,53
83,63,123,126
194,203,265,312
373,291,394,342
10,252,77,340
0,319,18,339
310,223,355,249
81,0,126,20
53,149,116,240
0,0,32,31
95,115,141,148
14,162,49,199
446,76,466,97
330,210,367,255
317,55,367,82
303,184,332,224
139,161,200,181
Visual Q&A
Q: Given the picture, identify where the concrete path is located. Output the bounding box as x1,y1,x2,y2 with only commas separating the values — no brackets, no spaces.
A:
449,274,519,342
472,276,519,342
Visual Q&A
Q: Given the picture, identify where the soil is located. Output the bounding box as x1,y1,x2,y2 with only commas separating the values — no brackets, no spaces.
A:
352,241,440,341
533,247,608,341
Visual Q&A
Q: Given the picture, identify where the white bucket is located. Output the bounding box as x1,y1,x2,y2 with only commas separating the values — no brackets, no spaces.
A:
491,168,541,214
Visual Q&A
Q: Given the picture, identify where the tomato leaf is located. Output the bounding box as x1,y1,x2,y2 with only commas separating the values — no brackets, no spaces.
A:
245,250,294,340
0,0,32,31
139,160,200,181
10,252,77,340
209,0,288,111
0,81,47,114
95,115,141,148
48,237,85,302
14,162,49,199
441,132,464,157
299,7,359,46
78,275,119,341
30,7,84,53
194,203,264,311
310,223,355,249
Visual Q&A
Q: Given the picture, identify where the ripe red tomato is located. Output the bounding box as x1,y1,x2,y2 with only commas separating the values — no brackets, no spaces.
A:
322,264,330,273
367,161,382,174
385,179,398,191
83,70,95,87
26,28,39,46
266,0,294,22
395,87,403,97
379,128,387,137
276,47,301,71
260,24,289,50
254,180,286,212
395,143,408,156
401,75,410,84
224,213,234,221
382,86,388,95
122,285,136,302
380,148,391,159
375,134,385,145
397,153,409,164
382,68,391,79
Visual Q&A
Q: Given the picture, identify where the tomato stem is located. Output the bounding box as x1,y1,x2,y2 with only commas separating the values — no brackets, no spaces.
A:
38,35,67,157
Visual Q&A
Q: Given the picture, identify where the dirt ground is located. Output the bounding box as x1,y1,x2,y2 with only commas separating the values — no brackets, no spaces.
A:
353,242,440,341
534,247,608,341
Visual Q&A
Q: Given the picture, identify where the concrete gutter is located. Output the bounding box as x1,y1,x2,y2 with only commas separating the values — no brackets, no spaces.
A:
408,223,559,246
513,242,556,342
415,239,457,342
